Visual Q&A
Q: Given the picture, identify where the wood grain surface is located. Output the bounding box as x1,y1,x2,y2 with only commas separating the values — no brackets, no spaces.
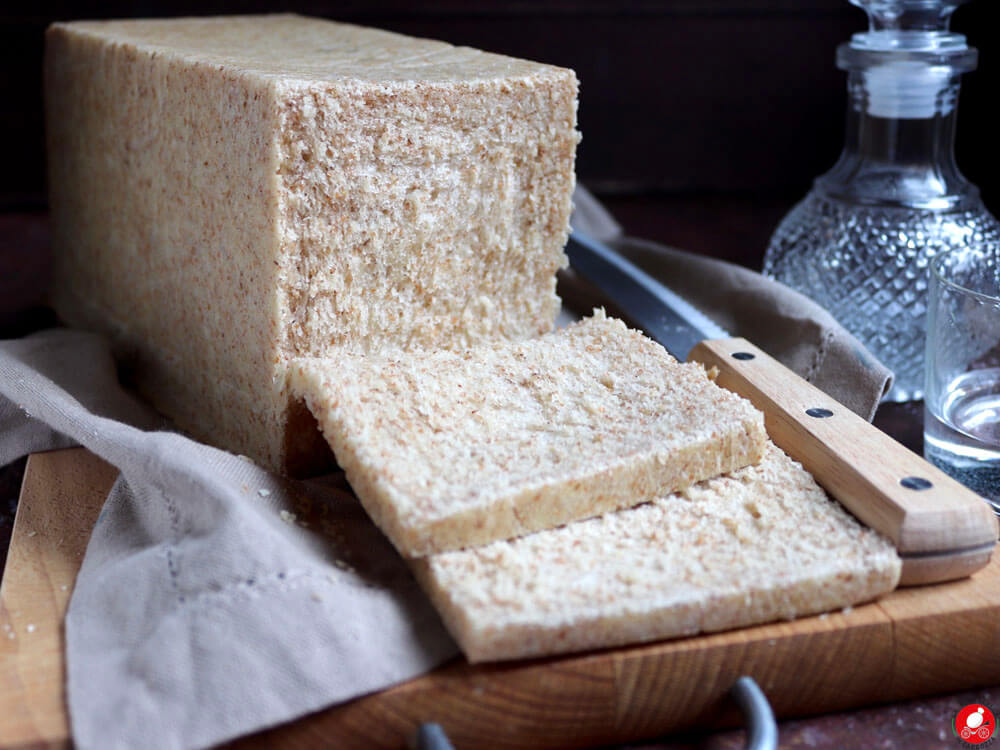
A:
1,448,999,749
0,449,116,749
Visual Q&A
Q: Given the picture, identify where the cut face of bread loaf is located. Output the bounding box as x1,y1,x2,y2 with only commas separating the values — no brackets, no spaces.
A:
45,14,579,475
290,311,768,557
411,443,902,663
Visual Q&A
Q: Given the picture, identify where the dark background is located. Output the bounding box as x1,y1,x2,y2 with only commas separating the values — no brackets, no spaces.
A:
1,5,998,744
2,0,998,264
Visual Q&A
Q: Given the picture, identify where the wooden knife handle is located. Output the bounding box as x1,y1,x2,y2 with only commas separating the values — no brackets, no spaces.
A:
688,337,999,585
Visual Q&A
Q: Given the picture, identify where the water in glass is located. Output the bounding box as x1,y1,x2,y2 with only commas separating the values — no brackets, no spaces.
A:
925,368,1000,512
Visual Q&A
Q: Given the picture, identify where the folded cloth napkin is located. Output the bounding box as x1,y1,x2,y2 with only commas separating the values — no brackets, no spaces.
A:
0,187,892,750
0,330,458,750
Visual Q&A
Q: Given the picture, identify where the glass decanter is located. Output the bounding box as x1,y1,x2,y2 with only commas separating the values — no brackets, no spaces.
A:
762,0,1000,402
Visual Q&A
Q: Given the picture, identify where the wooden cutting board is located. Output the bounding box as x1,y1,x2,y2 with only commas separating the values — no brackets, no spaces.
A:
2,448,999,749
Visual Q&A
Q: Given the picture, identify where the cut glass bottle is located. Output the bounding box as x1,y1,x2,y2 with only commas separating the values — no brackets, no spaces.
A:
762,0,1000,402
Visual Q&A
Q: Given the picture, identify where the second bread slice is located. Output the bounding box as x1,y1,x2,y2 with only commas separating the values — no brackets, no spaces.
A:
290,310,767,556
412,443,902,662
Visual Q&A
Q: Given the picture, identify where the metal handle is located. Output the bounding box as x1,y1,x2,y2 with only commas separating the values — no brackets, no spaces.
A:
412,678,775,749
731,676,778,750
413,722,455,750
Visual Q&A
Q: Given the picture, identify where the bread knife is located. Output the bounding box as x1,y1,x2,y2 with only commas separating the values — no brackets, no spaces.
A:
565,230,998,586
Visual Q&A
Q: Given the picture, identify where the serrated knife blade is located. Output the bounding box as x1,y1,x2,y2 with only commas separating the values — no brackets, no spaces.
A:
566,231,727,360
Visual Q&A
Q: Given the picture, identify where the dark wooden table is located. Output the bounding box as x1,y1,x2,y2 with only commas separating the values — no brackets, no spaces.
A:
1,204,994,749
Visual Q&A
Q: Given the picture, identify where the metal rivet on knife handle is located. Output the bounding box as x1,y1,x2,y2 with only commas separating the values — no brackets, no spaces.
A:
806,407,834,418
900,476,933,491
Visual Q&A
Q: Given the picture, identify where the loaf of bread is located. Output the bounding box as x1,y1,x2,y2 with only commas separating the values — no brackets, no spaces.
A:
411,443,901,662
45,14,579,475
290,311,768,557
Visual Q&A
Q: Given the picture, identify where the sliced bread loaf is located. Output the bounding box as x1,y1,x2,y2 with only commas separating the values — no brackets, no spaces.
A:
45,15,579,475
289,310,768,557
411,443,902,662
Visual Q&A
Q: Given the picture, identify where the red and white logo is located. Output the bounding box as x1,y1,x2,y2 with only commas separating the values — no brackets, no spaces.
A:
955,704,996,745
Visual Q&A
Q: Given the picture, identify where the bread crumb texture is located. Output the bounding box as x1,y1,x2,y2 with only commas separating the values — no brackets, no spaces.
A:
413,443,902,662
45,14,579,474
290,310,768,556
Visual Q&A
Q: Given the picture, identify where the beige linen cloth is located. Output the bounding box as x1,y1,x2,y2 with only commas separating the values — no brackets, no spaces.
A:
0,187,891,750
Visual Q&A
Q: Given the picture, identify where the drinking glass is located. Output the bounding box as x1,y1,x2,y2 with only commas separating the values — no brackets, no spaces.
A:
924,245,1000,514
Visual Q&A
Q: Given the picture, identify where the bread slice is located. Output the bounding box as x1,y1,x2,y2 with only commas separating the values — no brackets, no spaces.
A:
411,443,901,662
289,310,768,557
45,15,579,475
